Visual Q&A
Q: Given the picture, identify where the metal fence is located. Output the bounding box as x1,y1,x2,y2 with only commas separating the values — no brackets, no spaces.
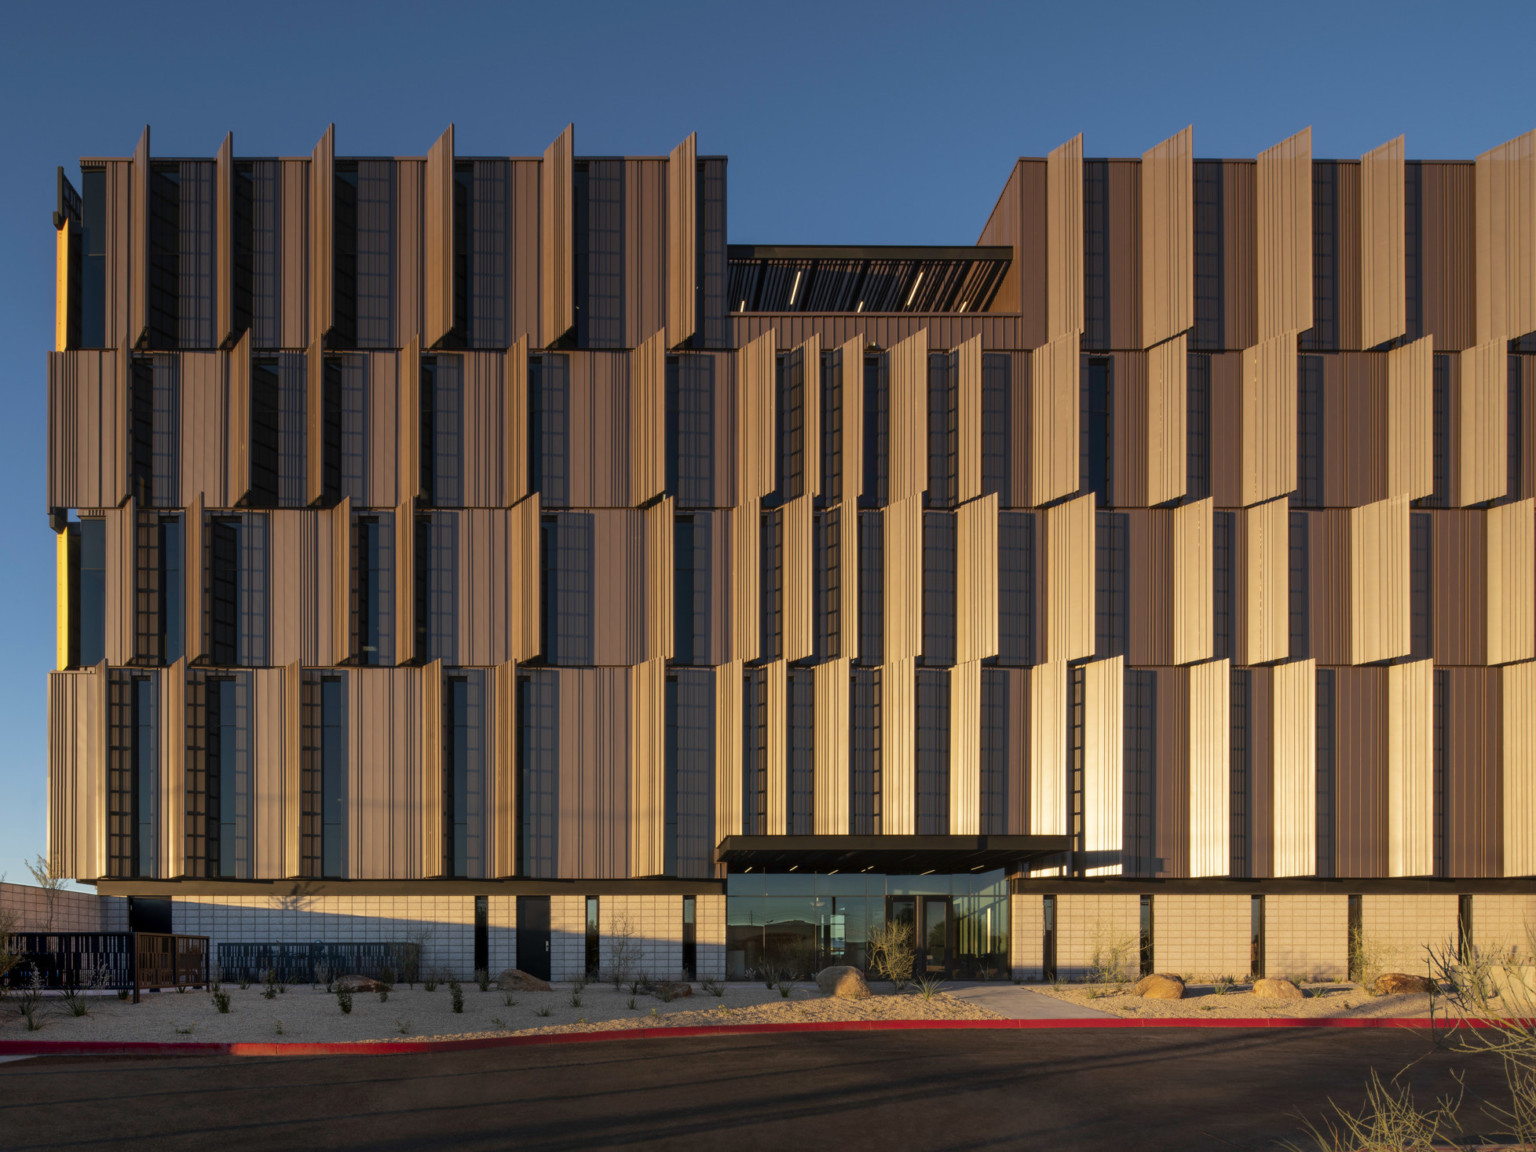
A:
217,941,422,985
8,932,136,991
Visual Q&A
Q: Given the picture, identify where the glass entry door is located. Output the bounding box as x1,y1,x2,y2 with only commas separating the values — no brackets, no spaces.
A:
889,895,952,978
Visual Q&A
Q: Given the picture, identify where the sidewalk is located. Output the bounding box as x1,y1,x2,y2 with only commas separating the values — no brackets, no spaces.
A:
943,983,1117,1020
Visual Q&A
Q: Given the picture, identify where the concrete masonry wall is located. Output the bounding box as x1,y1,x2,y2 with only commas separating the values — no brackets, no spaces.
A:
1153,895,1251,979
0,881,128,933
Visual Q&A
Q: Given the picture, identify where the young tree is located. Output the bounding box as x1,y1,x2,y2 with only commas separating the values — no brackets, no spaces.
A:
25,854,69,932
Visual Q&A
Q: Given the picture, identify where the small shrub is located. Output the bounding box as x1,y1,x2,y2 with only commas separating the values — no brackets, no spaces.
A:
491,1017,508,1031
377,987,389,1002
776,981,792,1000
915,976,946,1002
535,1006,552,1017
263,985,277,1001
866,920,917,992
627,996,637,1010
62,987,90,1017
501,991,517,1007
1211,974,1236,997
649,1007,659,1019
273,1020,283,1035
336,988,353,1014
450,982,464,1013
572,974,588,995
568,990,582,1008
701,979,724,997
628,978,643,997
424,973,439,993
380,964,398,987
394,1018,409,1035
212,990,231,1014
174,1024,195,1035
577,1017,587,1025
313,963,333,992
117,990,129,1001
475,969,490,993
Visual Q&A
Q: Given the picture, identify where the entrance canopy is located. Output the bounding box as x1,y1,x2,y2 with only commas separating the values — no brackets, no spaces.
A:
715,834,1070,874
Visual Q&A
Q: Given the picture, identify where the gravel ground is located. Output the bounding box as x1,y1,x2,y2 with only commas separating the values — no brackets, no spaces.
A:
0,980,1000,1044
1025,979,1511,1019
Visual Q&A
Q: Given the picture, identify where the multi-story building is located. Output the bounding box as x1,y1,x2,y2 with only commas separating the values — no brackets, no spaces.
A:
44,123,1536,984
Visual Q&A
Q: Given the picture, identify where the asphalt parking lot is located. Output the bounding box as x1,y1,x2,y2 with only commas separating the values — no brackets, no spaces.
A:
0,1028,1510,1151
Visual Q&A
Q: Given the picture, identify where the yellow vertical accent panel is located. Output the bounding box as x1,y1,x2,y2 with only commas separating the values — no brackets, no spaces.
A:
887,329,930,503
1257,128,1313,342
540,125,574,347
813,659,849,835
420,660,442,877
1083,656,1123,876
331,497,354,664
1141,126,1194,348
763,661,787,837
492,660,517,876
955,335,982,503
1360,137,1406,349
881,659,916,835
1487,500,1535,666
1235,496,1289,665
1041,493,1096,663
1173,497,1212,665
1047,134,1084,340
1475,129,1536,348
55,220,74,351
715,661,744,840
955,493,999,665
1502,660,1536,876
1239,329,1298,506
1186,658,1230,877
1456,339,1509,506
949,661,981,836
424,125,455,347
736,331,776,502
1386,335,1434,500
284,661,301,878
48,667,107,880
397,336,420,502
305,338,325,506
1028,662,1066,836
1387,659,1433,878
838,336,864,506
630,328,667,504
1270,659,1317,877
252,666,286,880
395,496,415,665
185,493,205,666
103,502,133,665
646,497,675,662
226,331,251,506
159,659,185,879
1146,334,1188,506
504,336,529,506
781,495,813,662
797,335,823,499
628,658,665,877
1351,495,1410,665
216,132,233,348
882,495,924,663
309,124,334,346
667,133,697,346
1027,331,1081,506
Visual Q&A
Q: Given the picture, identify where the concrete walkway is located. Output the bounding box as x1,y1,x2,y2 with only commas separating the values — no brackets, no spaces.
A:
943,982,1117,1019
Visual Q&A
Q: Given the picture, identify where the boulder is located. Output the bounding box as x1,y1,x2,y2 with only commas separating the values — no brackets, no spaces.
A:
1372,972,1436,996
815,966,872,1000
1252,977,1305,1002
644,981,693,1000
1132,973,1186,1000
496,969,552,992
335,975,391,993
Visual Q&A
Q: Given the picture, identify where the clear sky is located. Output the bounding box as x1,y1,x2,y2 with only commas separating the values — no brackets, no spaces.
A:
0,0,1532,885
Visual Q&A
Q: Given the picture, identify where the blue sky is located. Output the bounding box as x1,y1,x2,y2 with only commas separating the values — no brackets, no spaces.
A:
0,0,1532,884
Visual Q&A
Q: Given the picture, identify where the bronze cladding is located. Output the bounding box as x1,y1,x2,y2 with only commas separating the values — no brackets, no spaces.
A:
1047,135,1083,340
47,350,128,512
540,125,574,347
1476,130,1536,347
887,330,928,503
216,133,234,348
129,127,149,350
668,134,698,346
812,659,850,835
1141,127,1194,348
1234,496,1289,665
309,125,334,347
1421,161,1477,351
1257,128,1312,342
1360,137,1406,349
424,125,455,348
950,661,982,835
624,160,668,348
1503,661,1536,877
1454,340,1509,506
732,313,1023,352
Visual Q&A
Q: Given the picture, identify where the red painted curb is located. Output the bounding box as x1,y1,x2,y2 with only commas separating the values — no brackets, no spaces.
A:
0,1016,1519,1058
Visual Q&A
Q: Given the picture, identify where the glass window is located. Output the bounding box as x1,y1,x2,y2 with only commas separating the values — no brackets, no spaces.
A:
468,160,509,350
1405,162,1423,342
1230,669,1251,878
915,670,949,835
697,159,730,349
422,355,464,508
77,518,107,668
998,511,1035,665
518,671,559,878
444,673,486,879
108,672,157,878
355,514,393,667
530,354,569,507
1186,353,1211,500
1296,355,1325,506
354,161,396,348
417,512,458,665
857,511,883,664
776,351,806,503
813,507,841,661
1081,357,1112,504
980,669,1009,835
850,669,881,835
1083,161,1109,351
665,671,715,878
860,354,888,508
574,161,623,349
742,668,769,835
1094,511,1128,658
1301,162,1338,352
1315,669,1336,878
1192,161,1225,351
927,353,958,508
818,349,843,507
207,676,251,879
667,355,715,506
147,164,179,348
1411,512,1433,659
302,674,348,878
1213,511,1236,661
1124,670,1157,877
1289,511,1311,660
80,166,106,349
337,355,370,502
542,513,593,664
787,670,814,835
760,509,783,662
921,512,956,666
981,352,1011,499
177,161,215,350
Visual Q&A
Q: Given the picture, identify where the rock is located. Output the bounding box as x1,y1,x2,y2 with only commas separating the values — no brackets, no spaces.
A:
1132,973,1186,1000
815,966,872,1000
496,969,552,992
644,981,693,1000
1253,977,1305,1001
1373,972,1436,996
335,975,390,993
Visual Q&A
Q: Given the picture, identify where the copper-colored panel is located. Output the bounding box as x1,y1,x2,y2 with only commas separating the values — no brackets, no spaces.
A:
1083,656,1123,876
540,125,574,347
882,494,924,663
812,659,849,835
54,210,76,352
736,331,776,503
1105,160,1143,350
424,125,455,348
1419,162,1477,351
887,329,929,504
1387,336,1434,500
278,160,309,348
101,160,133,349
102,501,133,665
309,125,334,347
1048,135,1083,340
797,335,823,499
215,132,234,348
760,660,788,838
730,498,760,664
1503,661,1536,876
184,493,206,666
1142,126,1194,348
668,134,698,346
1148,335,1188,506
646,497,675,663
630,329,667,503
284,661,301,878
1235,495,1289,665
781,494,813,662
628,658,665,877
492,660,517,877
954,493,999,665
178,351,226,508
1476,129,1536,347
347,666,425,879
1455,339,1509,506
46,350,128,512
1040,492,1095,663
622,160,667,347
1487,500,1535,666
1235,329,1298,506
1360,137,1406,349
838,337,865,507
1350,495,1409,665
129,127,149,350
331,497,354,664
158,660,185,878
954,335,982,504
1387,659,1433,878
1257,128,1313,342
948,661,981,836
1270,659,1316,877
1440,667,1501,877
305,338,324,506
1026,662,1066,836
1173,497,1212,665
880,658,916,835
1186,658,1229,877
395,496,415,666
225,332,251,506
1024,331,1079,506
48,666,108,880
504,337,529,506
252,665,288,880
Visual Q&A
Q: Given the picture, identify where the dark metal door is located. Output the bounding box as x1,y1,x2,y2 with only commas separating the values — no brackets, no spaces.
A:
516,896,551,981
918,896,952,978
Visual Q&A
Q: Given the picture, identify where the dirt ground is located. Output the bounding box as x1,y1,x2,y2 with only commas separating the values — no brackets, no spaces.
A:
1026,977,1506,1020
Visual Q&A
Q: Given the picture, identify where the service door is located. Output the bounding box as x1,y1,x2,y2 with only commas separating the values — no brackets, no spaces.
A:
516,895,551,981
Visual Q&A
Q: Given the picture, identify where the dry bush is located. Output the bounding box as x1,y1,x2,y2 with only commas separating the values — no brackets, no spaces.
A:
866,920,915,992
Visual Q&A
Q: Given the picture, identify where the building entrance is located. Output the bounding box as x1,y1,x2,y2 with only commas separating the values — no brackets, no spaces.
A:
516,896,550,981
890,895,953,978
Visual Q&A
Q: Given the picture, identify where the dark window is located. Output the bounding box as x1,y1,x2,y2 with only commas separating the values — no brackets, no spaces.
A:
249,359,282,507
208,518,241,665
1302,162,1338,351
1042,894,1058,981
1426,354,1452,508
147,164,179,348
673,514,711,666
857,511,884,664
1457,894,1473,963
141,514,184,666
1213,511,1237,661
1095,511,1129,658
80,166,106,348
667,355,715,506
787,670,814,835
1139,895,1154,977
980,669,1009,835
541,513,593,664
1405,162,1423,342
1411,512,1433,659
760,508,784,662
1081,357,1113,504
697,159,730,349
301,674,348,878
981,353,1012,500
1192,161,1225,351
129,356,180,507
468,160,510,350
322,358,342,505
585,896,600,978
421,355,464,507
998,512,1035,665
850,668,881,835
921,511,956,665
915,670,949,835
77,518,107,668
682,896,698,980
517,671,558,878
1230,670,1251,878
206,676,250,879
108,673,157,878
444,673,486,879
1083,161,1109,351
742,668,769,835
1068,664,1087,875
1316,669,1336,878
1346,894,1363,980
574,161,624,349
861,355,888,508
927,353,958,508
530,355,569,506
332,165,358,348
665,671,715,878
452,166,470,345
1186,353,1211,500
416,512,458,664
819,349,844,507
1296,355,1325,506
1124,671,1157,877
1251,895,1266,979
353,514,393,667
1289,511,1311,660
813,507,842,662
776,351,806,504
335,355,372,502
